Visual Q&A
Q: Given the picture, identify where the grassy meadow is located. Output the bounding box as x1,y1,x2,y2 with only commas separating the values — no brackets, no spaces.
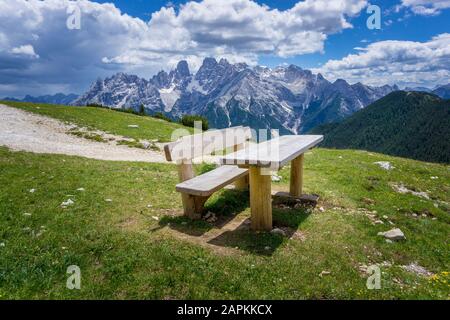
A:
0,102,449,299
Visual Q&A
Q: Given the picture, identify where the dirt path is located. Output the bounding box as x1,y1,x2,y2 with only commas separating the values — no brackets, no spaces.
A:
0,104,166,163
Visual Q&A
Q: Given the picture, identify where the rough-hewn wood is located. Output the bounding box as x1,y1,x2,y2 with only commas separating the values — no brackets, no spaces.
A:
233,143,249,190
220,135,323,170
164,126,252,162
290,154,304,197
249,166,272,231
176,165,248,196
177,162,197,218
177,161,194,182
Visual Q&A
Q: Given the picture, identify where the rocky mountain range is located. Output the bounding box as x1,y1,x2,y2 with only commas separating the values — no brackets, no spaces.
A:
74,58,402,133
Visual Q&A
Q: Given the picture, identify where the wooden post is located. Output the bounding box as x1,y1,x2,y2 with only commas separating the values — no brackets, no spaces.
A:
249,166,272,231
290,154,304,197
234,143,249,190
178,161,201,219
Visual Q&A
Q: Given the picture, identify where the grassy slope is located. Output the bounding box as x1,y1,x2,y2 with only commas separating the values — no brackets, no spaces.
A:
0,101,192,142
0,147,449,299
310,91,450,164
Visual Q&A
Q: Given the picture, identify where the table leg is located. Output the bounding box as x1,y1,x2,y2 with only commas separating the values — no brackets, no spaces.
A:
290,154,304,197
249,166,272,231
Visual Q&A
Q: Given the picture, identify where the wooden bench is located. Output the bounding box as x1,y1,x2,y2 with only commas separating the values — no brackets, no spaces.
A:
164,126,253,219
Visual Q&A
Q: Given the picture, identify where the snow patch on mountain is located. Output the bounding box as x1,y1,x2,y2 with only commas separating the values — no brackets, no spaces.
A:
159,85,180,112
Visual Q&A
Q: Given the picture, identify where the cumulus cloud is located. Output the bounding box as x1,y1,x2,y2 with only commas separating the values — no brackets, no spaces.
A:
11,45,39,58
314,33,450,88
0,0,367,96
401,0,450,16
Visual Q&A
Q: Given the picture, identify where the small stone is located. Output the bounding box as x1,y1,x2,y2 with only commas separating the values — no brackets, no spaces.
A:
430,176,438,180
141,141,151,149
388,221,395,225
432,217,437,221
433,203,438,208
147,204,152,208
0,242,5,247
127,124,139,128
319,207,325,212
77,188,85,192
385,239,393,243
271,174,282,182
264,246,271,251
61,199,74,207
374,161,394,170
181,222,187,225
151,216,159,221
412,213,418,217
319,270,331,277
374,220,384,224
204,212,213,219
402,263,434,277
62,247,68,250
23,212,32,216
378,228,405,241
271,228,287,237
29,189,36,193
421,214,427,218
105,199,113,202
382,215,388,219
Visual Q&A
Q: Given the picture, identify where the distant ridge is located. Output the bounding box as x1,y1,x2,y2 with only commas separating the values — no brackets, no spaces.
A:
2,93,78,105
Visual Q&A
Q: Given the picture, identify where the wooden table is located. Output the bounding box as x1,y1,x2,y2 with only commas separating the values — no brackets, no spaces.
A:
220,135,323,231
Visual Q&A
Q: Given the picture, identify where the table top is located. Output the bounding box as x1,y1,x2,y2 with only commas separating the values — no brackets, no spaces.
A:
220,135,323,169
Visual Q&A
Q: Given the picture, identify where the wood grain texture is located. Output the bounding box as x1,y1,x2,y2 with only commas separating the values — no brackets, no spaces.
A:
290,154,304,197
233,143,249,190
249,166,272,231
220,135,323,169
176,165,248,196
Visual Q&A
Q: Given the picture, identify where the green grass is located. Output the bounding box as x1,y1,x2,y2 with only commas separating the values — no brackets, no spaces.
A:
0,101,192,142
0,147,448,299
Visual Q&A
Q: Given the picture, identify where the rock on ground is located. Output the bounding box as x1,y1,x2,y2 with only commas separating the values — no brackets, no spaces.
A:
374,161,395,170
377,228,406,241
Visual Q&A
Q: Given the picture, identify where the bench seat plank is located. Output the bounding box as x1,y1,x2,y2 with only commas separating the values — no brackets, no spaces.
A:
176,165,248,196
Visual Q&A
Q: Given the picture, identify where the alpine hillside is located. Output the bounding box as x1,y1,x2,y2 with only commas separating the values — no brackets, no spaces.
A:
310,91,450,163
74,58,399,134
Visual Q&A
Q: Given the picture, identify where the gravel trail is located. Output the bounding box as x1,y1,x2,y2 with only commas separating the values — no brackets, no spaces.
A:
0,104,166,163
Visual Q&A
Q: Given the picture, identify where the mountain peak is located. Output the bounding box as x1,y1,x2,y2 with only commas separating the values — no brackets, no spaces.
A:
175,60,190,77
202,57,218,67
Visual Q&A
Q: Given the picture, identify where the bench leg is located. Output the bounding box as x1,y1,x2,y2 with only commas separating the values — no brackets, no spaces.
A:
249,166,272,231
181,194,208,220
234,175,249,190
290,154,304,197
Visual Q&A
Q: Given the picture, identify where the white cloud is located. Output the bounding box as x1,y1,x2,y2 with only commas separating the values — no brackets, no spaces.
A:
10,45,39,58
401,0,450,16
314,33,450,87
0,0,368,96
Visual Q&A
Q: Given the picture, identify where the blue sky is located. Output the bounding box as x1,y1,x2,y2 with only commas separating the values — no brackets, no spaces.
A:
0,0,449,97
